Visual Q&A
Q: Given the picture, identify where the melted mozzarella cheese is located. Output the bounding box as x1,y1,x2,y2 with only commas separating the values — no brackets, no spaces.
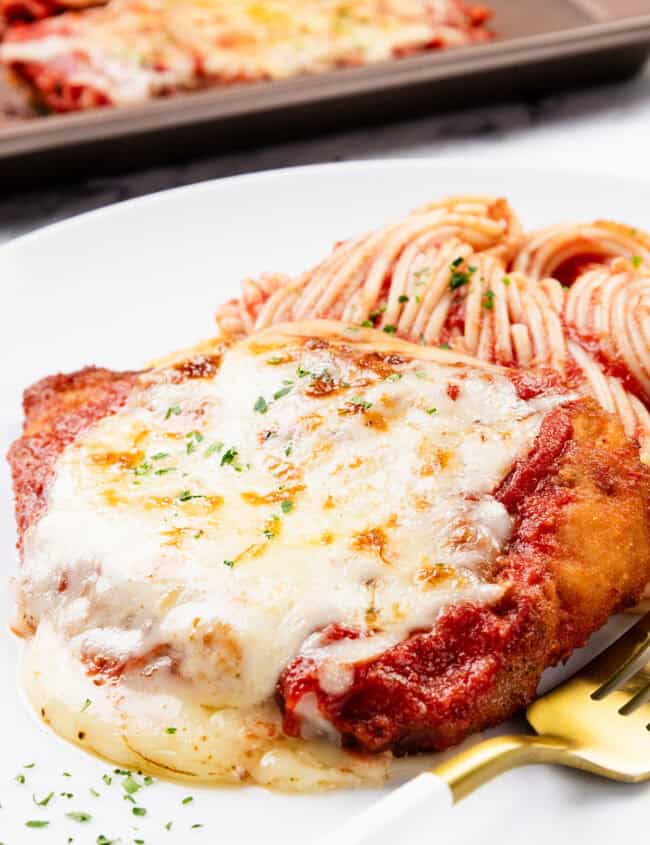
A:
18,325,571,789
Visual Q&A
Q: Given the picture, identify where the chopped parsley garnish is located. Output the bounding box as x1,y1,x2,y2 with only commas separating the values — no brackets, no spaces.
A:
122,774,141,795
191,825,203,829
164,405,182,421
253,396,268,414
16,774,25,784
632,255,643,268
63,772,72,777
204,441,223,457
165,727,177,734
182,796,194,805
178,490,205,503
132,807,147,817
33,792,54,807
440,343,451,350
135,840,145,844
385,373,402,382
90,788,100,798
154,467,176,475
413,267,431,282
185,431,204,454
66,812,91,823
221,447,239,467
449,258,477,290
123,795,136,805
223,560,235,568
267,356,284,365
482,289,495,310
143,776,154,786
296,365,310,378
102,775,112,787
81,698,92,712
285,444,293,457
502,275,511,286
133,461,153,477
426,407,438,415
382,325,397,334
165,822,173,831
415,295,422,303
24,763,35,769
350,396,373,411
398,294,409,303
281,500,294,514
97,836,118,844
60,793,74,799
25,821,49,828
273,385,293,400
151,452,170,460
360,320,373,328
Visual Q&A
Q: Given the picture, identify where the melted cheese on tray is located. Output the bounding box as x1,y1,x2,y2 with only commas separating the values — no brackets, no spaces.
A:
1,0,488,105
18,322,572,790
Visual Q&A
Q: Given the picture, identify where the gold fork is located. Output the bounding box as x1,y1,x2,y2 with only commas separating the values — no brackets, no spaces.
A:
325,612,650,845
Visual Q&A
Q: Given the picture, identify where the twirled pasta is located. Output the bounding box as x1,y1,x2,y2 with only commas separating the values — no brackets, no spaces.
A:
214,195,650,454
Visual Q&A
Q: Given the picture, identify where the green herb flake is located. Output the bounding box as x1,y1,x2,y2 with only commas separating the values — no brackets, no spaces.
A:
164,405,182,421
280,500,294,514
449,259,476,290
273,385,293,401
178,490,205,503
267,356,284,365
32,792,54,807
385,373,402,382
632,255,643,268
382,325,397,334
349,396,373,411
165,822,173,831
135,840,145,844
296,366,310,378
426,407,438,415
482,289,495,310
81,698,92,712
223,559,235,568
123,795,136,805
413,266,431,282
182,796,194,805
440,343,451,350
60,793,74,799
398,294,409,303
102,775,112,787
143,776,154,786
165,727,177,734
253,396,268,414
191,825,203,829
90,788,100,798
151,452,170,461
284,444,293,457
24,763,35,769
66,812,91,823
204,441,223,457
221,447,238,467
360,320,373,328
122,774,141,795
16,774,26,784
502,275,511,286
26,820,49,828
132,807,147,817
97,836,118,845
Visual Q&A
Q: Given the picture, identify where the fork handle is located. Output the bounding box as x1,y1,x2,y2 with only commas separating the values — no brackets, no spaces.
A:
321,734,570,845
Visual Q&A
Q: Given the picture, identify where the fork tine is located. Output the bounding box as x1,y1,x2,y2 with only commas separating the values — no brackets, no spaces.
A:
581,612,650,699
619,675,650,715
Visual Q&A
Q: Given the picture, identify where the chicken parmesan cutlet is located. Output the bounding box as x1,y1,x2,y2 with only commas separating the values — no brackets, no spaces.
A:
7,320,650,790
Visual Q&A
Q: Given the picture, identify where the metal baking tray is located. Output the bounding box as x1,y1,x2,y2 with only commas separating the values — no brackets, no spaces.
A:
1,0,650,188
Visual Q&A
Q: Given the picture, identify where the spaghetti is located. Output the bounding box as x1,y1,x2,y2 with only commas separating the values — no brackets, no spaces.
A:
214,195,650,454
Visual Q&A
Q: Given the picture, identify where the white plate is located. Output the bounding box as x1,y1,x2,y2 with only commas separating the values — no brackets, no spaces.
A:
0,160,648,845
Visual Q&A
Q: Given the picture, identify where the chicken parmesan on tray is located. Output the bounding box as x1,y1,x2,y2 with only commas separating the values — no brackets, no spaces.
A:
0,0,492,113
8,194,650,791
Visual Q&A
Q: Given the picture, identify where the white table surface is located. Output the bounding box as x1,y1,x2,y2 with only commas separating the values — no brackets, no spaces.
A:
1,63,649,244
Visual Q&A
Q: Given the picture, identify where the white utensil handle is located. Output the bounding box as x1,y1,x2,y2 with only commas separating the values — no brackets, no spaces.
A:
319,772,454,845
